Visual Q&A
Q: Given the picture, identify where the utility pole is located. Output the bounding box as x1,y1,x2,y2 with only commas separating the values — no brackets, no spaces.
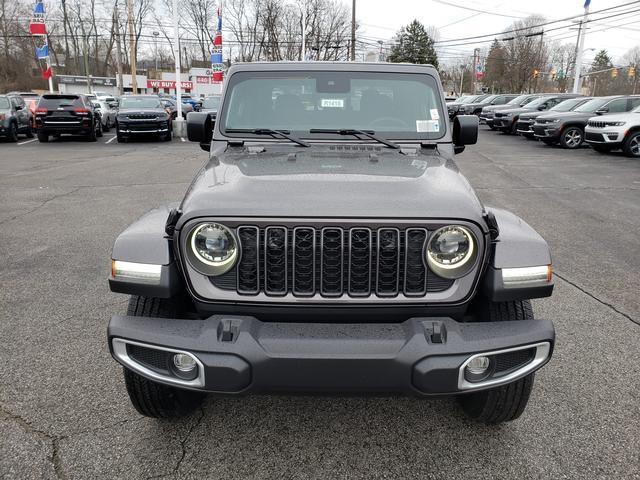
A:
350,0,356,61
459,65,464,95
572,2,590,94
127,0,137,93
153,31,159,75
301,6,306,61
472,48,480,94
113,0,124,95
173,0,184,136
83,34,92,93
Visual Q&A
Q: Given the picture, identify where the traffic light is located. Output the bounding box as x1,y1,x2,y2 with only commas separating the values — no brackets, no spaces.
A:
533,69,539,79
550,68,557,80
629,66,636,78
612,68,619,79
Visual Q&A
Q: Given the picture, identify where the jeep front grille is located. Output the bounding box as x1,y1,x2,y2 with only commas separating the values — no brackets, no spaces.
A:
218,226,453,298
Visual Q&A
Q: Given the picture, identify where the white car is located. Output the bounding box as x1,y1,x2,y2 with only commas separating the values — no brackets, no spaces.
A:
585,106,640,157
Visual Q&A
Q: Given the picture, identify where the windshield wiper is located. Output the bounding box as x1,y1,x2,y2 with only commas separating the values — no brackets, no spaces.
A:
225,128,310,147
309,128,400,149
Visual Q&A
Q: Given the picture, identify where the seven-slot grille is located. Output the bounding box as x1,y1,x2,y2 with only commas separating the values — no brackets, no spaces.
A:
226,226,453,298
587,120,606,128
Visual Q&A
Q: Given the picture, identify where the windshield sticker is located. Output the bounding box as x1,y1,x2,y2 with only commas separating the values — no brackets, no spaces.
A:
430,109,440,120
321,98,344,108
417,120,439,132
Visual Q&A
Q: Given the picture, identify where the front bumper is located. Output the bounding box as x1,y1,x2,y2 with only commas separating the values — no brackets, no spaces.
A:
117,122,169,136
108,314,555,395
493,117,514,129
584,129,623,145
516,120,535,135
533,124,561,141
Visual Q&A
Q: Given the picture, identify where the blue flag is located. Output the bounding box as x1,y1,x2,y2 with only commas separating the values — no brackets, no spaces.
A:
584,0,591,7
211,52,222,64
35,44,49,59
33,1,45,14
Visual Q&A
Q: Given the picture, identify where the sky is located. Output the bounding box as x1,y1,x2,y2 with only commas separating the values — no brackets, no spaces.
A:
356,0,640,65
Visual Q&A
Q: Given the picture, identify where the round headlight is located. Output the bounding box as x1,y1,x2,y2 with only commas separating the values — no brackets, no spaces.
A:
426,226,477,279
188,223,238,276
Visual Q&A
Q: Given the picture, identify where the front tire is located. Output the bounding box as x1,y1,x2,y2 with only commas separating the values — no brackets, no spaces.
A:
26,124,34,138
622,131,640,158
560,126,583,149
37,131,49,143
122,296,204,418
7,122,18,142
459,299,536,424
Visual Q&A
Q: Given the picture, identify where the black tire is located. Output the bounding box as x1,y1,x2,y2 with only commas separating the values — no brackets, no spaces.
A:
591,144,612,154
103,118,110,132
37,131,49,143
87,123,97,142
622,131,640,158
25,124,34,138
163,129,173,142
7,122,18,142
459,299,536,424
116,129,127,143
489,125,497,131
509,120,518,135
96,120,103,138
122,296,205,418
560,126,583,149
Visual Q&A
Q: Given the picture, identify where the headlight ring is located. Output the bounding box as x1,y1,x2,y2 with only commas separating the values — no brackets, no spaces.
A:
186,223,238,276
426,225,478,279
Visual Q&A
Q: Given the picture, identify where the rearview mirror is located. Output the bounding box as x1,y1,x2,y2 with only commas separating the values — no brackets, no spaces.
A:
452,115,478,155
187,112,214,151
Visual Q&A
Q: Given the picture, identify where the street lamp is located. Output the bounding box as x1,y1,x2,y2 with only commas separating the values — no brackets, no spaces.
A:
152,31,160,74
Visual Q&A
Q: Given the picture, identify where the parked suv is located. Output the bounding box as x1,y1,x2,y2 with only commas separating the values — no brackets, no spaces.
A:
457,94,519,116
516,97,592,139
585,105,640,156
448,94,489,119
115,95,172,142
0,94,34,142
533,95,640,149
480,94,540,129
493,94,581,135
108,62,555,424
35,94,102,142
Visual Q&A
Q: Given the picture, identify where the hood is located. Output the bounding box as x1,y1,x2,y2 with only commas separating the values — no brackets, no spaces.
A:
178,145,485,224
536,111,592,122
519,110,547,121
118,108,165,116
497,106,536,116
482,104,515,113
589,112,636,122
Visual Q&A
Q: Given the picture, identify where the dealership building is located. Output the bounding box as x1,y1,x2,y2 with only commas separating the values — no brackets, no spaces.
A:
56,68,223,97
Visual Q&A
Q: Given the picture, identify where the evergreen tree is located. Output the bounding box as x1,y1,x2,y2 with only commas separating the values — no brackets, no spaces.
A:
589,49,613,96
388,20,439,68
483,39,507,92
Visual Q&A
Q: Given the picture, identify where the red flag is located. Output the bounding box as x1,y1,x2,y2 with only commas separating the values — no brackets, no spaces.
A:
30,22,47,35
41,67,53,80
214,33,222,46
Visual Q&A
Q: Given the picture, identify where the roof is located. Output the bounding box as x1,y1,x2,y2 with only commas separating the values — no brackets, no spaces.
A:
227,61,438,75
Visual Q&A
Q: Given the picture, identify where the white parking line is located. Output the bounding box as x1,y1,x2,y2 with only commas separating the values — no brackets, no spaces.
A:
105,136,117,144
180,137,186,142
17,139,38,146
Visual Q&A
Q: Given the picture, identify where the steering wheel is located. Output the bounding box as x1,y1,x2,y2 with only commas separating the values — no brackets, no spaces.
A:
368,117,410,129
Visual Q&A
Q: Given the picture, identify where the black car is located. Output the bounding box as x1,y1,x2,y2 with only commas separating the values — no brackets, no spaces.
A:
492,94,582,135
199,95,221,117
115,95,172,143
533,95,640,149
34,94,102,142
516,97,592,138
0,94,34,142
480,94,541,129
448,94,490,119
108,62,555,425
456,94,519,116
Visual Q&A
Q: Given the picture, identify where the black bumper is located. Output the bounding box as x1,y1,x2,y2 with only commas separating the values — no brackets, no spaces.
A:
117,122,169,137
533,124,560,141
493,117,513,130
516,120,535,135
108,314,555,396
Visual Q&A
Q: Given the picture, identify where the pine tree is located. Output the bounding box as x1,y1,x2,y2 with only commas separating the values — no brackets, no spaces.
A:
589,49,613,96
484,39,507,92
388,20,438,68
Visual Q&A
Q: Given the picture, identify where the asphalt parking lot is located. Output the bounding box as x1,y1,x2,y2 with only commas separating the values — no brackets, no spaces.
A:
1,129,639,479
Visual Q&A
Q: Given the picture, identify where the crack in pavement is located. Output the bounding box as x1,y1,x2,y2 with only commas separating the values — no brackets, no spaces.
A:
1,187,82,226
554,272,639,327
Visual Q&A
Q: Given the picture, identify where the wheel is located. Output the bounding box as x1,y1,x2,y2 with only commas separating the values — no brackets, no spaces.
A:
87,123,97,142
509,120,518,135
622,131,640,158
37,131,49,143
459,299,536,424
25,124,34,138
560,126,583,149
542,139,555,146
122,296,205,418
103,118,111,132
163,130,173,141
116,132,127,143
591,145,612,154
96,121,103,138
7,122,18,142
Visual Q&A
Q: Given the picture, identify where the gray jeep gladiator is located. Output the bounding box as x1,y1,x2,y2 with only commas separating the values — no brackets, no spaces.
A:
108,62,555,424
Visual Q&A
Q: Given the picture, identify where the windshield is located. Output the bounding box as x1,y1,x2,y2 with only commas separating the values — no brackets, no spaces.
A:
480,95,498,104
459,95,481,104
525,97,550,109
520,96,539,106
550,98,586,112
39,95,83,108
221,70,446,140
120,97,162,109
573,97,611,113
507,95,526,105
0,97,9,109
202,96,221,109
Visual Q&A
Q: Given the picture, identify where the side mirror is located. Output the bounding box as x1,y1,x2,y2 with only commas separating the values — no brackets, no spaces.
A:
452,115,478,155
15,105,23,111
538,104,547,111
595,108,608,115
108,102,117,108
187,112,214,151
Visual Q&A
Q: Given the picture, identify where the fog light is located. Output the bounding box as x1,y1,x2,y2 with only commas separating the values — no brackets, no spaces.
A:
173,353,197,372
466,356,490,375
